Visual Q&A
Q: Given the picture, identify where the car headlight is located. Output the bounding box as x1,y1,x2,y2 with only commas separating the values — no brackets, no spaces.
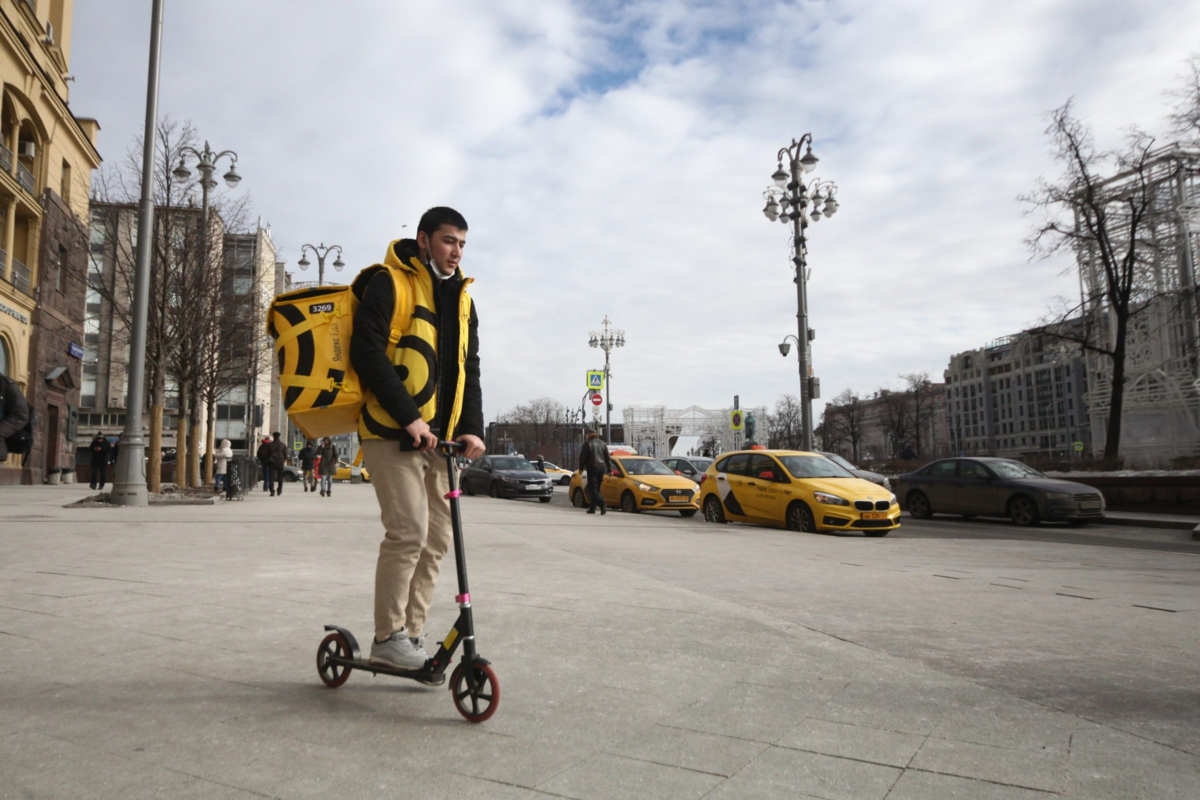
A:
502,476,522,485
814,491,849,506
890,493,898,505
882,478,892,490
636,482,655,492
1045,491,1070,500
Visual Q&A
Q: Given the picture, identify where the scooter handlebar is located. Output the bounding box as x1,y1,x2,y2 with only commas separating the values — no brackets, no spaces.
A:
438,440,464,453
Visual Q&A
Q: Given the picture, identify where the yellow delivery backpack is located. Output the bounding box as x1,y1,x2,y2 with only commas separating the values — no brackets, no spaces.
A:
267,267,413,440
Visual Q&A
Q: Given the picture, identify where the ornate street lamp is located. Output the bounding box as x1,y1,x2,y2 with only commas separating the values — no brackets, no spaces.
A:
171,140,241,231
762,133,840,451
588,316,625,442
297,242,345,285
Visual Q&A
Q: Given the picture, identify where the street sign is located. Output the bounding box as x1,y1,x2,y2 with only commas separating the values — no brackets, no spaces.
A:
1074,441,1084,452
294,441,302,451
730,410,744,431
587,370,605,391
591,393,604,407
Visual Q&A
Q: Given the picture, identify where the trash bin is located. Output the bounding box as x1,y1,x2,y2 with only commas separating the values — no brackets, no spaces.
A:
225,456,259,500
61,468,75,484
47,467,62,485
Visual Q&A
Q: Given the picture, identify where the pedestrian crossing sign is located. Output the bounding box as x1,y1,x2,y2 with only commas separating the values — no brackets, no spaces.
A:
587,370,605,391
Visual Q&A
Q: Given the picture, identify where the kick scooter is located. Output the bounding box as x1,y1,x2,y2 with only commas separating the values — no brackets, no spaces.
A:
315,441,499,722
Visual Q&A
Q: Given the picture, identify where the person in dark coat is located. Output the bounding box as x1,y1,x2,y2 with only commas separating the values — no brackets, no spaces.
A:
256,437,273,494
88,432,113,490
0,375,31,464
578,431,612,515
268,431,288,496
299,440,316,492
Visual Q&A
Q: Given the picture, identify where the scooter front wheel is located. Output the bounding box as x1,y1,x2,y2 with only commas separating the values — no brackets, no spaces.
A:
317,632,353,688
450,660,500,722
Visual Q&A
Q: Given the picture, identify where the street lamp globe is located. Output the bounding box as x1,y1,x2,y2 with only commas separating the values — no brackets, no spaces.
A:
765,197,780,221
800,145,819,172
333,255,345,271
172,159,190,181
223,164,242,188
824,196,839,216
771,165,788,187
298,255,311,270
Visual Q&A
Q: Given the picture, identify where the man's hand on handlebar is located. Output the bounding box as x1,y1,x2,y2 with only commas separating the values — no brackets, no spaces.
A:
456,434,485,460
405,418,439,451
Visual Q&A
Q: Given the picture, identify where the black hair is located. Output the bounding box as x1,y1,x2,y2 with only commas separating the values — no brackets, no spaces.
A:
272,431,281,438
417,207,468,238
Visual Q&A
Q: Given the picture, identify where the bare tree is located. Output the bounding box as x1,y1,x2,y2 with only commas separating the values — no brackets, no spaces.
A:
498,398,569,457
877,389,912,458
766,394,803,450
1022,100,1167,458
824,389,866,461
902,372,934,457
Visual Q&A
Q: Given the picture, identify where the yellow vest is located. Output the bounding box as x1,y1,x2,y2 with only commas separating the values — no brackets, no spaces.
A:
355,245,474,441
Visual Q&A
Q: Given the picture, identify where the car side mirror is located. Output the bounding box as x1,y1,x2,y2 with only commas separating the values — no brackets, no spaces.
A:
675,470,683,475
611,469,620,477
759,470,776,480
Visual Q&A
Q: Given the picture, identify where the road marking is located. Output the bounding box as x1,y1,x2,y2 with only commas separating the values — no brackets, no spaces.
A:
1056,592,1095,600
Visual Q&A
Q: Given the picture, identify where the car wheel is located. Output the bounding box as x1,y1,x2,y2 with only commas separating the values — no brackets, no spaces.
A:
703,496,726,524
560,475,571,486
679,509,697,518
571,488,587,508
621,491,638,514
786,501,816,533
538,496,552,504
906,491,933,519
489,482,500,499
1008,495,1040,527
284,471,298,482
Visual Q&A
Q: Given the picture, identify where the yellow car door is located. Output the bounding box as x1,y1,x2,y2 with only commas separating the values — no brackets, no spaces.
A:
602,461,624,505
741,454,788,522
713,453,752,521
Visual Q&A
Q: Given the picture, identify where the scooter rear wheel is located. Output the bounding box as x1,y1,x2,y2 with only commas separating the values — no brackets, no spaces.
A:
317,632,353,688
450,660,500,722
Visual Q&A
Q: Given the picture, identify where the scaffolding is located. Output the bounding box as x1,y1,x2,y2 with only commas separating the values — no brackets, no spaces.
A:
1077,144,1200,462
622,405,769,457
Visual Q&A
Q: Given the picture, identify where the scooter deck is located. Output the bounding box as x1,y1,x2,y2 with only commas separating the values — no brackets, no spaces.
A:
328,655,446,686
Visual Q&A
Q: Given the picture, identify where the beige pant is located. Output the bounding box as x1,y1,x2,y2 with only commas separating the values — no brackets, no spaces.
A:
362,440,452,641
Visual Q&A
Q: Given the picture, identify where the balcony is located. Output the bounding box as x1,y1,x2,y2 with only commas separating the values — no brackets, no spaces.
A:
10,257,31,295
0,142,10,173
16,163,34,194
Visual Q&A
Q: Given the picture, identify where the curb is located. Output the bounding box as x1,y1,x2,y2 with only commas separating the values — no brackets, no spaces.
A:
1103,515,1200,534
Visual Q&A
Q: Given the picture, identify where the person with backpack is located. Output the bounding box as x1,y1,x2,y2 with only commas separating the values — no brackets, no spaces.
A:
0,374,32,466
317,436,337,497
578,430,612,515
349,206,485,670
88,432,113,490
299,439,317,492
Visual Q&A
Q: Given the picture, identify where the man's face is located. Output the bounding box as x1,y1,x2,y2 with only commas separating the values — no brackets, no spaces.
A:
418,225,467,276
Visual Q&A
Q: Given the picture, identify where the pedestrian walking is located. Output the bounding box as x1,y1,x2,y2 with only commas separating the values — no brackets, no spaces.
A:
299,439,317,492
0,374,32,466
535,455,546,473
317,436,337,497
578,431,611,515
88,431,112,490
268,431,287,496
213,438,233,492
348,206,485,669
256,437,273,494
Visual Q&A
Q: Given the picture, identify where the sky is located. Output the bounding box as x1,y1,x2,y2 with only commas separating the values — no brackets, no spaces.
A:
67,0,1200,430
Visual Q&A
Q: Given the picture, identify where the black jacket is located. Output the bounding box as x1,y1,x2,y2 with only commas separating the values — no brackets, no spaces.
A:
299,446,315,469
0,376,31,461
89,437,113,467
350,240,483,450
579,439,612,473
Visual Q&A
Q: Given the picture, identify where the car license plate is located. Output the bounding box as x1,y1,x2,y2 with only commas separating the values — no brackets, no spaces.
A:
862,511,886,520
525,484,543,491
1080,502,1100,511
668,496,688,503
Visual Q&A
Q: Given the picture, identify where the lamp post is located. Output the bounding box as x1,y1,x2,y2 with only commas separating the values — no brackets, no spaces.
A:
297,242,345,285
110,0,165,507
172,141,242,232
588,316,625,443
763,133,840,452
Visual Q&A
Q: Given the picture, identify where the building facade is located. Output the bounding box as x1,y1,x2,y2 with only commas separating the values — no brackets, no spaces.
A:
0,0,101,484
945,331,1091,460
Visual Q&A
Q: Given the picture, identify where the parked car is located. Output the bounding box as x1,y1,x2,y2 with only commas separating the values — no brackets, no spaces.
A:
698,449,900,536
281,464,302,482
536,461,573,485
461,455,554,502
334,460,370,483
893,457,1105,527
817,451,890,490
661,456,714,485
568,456,700,516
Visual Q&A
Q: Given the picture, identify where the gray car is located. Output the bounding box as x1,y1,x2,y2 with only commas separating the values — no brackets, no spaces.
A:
818,451,890,490
894,457,1106,527
661,456,714,484
460,455,555,503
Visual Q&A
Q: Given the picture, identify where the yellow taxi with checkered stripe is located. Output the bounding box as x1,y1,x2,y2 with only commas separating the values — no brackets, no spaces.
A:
698,450,900,536
569,456,700,516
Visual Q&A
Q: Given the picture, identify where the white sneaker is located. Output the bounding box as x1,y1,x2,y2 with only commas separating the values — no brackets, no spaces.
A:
369,628,426,669
409,633,428,659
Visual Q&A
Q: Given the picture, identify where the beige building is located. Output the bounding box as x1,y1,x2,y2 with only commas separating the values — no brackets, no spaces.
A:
0,0,101,482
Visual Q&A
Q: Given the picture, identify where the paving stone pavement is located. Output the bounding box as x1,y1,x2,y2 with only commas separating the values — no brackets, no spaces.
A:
1,482,1198,799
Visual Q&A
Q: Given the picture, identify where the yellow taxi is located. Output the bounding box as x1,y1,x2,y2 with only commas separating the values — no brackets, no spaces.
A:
539,461,574,485
698,450,899,536
568,456,700,516
334,460,370,483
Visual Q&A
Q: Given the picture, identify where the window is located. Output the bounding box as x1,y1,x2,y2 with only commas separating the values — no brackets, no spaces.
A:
0,336,10,377
716,453,750,476
960,461,990,479
749,454,785,481
926,460,956,477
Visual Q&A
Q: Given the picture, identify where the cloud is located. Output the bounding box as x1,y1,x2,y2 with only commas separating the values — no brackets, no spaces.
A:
69,0,1200,433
